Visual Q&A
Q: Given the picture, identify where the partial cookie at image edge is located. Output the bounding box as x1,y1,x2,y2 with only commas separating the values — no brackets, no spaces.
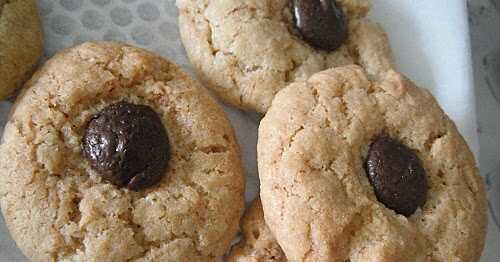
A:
0,0,44,100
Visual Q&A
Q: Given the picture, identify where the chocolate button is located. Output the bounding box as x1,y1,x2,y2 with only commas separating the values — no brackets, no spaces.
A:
82,101,170,191
291,0,348,51
365,136,428,216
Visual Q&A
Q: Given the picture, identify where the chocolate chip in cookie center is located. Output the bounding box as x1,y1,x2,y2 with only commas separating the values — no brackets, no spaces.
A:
365,136,428,216
82,101,170,191
291,0,348,51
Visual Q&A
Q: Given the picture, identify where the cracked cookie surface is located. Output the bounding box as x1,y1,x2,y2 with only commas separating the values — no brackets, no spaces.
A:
226,198,286,262
0,42,245,262
177,0,393,113
258,66,487,261
0,0,44,100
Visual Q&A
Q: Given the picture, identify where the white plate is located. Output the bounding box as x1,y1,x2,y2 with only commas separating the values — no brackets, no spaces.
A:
0,0,491,261
369,0,479,156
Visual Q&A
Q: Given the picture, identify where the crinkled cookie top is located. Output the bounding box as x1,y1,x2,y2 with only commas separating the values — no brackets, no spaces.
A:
258,66,487,262
0,42,245,262
177,0,392,113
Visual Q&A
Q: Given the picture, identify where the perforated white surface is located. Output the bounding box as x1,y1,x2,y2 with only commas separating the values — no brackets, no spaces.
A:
38,0,189,68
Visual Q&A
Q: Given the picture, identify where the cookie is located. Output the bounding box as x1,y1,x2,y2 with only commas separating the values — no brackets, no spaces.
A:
0,0,44,100
258,66,487,261
0,42,245,261
227,198,286,262
177,0,393,113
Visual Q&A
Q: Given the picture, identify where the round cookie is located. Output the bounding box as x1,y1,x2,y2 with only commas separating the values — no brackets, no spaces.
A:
0,0,44,100
258,66,487,261
0,42,245,261
177,0,393,113
227,198,286,262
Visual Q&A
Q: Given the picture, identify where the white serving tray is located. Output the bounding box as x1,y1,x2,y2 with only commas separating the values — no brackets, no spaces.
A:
0,0,493,261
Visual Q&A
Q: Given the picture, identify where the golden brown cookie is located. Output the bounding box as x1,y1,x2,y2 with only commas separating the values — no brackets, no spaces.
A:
227,198,286,262
177,0,393,113
258,66,487,261
0,0,43,100
0,42,245,261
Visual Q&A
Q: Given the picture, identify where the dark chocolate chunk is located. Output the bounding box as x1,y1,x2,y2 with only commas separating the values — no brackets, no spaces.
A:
291,0,348,51
365,136,428,216
82,101,170,191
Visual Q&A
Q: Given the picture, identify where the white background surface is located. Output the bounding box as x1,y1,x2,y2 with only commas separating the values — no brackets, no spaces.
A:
469,0,500,260
0,0,496,261
370,0,479,157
